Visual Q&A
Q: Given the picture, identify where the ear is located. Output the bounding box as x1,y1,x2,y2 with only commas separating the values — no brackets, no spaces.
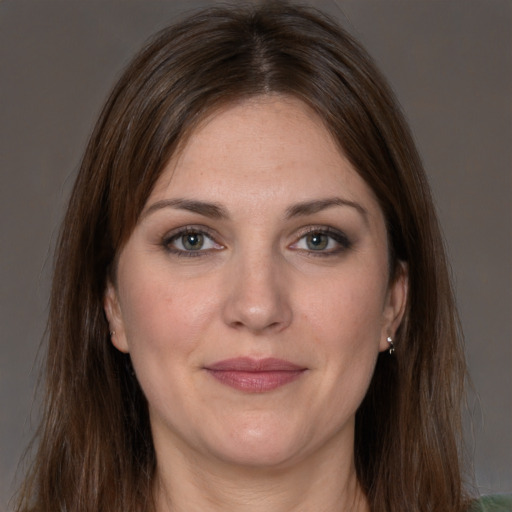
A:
104,280,130,353
379,262,408,352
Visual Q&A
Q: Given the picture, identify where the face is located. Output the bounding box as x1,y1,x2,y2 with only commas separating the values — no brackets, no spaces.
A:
105,96,407,470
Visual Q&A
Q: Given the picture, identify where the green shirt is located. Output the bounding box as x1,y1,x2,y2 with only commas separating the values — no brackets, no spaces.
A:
469,495,512,511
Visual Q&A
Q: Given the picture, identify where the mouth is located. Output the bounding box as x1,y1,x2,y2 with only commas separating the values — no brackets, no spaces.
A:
204,357,307,393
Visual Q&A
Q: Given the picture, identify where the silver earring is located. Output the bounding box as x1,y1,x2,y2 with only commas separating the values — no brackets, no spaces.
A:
110,330,116,337
387,336,395,355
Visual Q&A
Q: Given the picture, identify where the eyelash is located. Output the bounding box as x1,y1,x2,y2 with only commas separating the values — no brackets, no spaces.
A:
162,226,223,258
161,225,352,258
291,226,352,257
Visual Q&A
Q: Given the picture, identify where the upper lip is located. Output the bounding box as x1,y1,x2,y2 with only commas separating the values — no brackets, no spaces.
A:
205,357,305,372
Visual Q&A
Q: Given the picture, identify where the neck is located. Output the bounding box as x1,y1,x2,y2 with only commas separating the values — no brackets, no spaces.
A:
153,435,369,512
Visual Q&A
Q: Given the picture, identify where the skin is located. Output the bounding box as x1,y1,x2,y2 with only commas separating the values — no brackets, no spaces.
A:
105,95,407,512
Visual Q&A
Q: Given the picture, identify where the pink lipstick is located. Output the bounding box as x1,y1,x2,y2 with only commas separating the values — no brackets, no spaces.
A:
205,357,306,393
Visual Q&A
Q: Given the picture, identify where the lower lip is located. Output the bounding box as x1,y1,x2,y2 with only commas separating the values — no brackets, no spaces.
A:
206,369,305,392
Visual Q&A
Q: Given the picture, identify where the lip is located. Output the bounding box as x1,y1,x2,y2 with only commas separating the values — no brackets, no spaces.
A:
205,357,307,393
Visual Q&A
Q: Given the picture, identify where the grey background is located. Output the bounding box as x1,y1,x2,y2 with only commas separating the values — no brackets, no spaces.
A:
1,0,510,508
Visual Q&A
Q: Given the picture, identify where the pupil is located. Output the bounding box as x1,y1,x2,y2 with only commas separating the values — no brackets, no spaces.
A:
183,233,203,250
307,233,327,250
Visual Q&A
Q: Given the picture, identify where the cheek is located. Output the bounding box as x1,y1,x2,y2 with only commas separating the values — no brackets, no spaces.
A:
291,269,386,435
115,266,220,417
303,267,388,348
116,259,218,363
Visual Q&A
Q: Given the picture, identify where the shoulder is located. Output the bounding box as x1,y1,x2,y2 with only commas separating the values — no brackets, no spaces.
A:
468,495,512,512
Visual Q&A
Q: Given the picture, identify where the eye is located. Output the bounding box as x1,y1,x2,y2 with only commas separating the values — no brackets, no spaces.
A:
304,232,331,251
163,227,223,256
291,227,351,255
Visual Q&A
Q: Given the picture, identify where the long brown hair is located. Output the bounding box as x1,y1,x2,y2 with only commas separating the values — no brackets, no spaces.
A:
16,2,470,511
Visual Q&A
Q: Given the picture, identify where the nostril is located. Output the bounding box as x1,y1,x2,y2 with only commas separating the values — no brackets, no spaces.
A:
223,295,293,334
221,261,293,333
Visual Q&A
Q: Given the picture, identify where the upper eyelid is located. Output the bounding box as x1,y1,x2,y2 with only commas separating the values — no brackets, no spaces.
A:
160,224,350,250
163,225,219,241
292,225,349,239
162,226,224,254
290,226,351,249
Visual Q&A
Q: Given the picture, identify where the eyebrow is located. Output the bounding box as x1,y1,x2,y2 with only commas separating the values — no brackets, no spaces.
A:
285,197,368,222
141,196,368,222
141,198,230,220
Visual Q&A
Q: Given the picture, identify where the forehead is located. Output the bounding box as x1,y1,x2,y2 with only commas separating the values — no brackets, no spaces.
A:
149,95,381,214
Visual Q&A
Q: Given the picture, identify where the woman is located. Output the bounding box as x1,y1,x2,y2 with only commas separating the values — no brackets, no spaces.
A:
13,2,510,511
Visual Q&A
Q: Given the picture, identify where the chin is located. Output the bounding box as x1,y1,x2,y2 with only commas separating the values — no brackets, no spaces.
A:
201,414,315,469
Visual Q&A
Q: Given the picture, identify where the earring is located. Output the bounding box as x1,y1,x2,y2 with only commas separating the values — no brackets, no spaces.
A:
109,330,116,337
387,336,395,355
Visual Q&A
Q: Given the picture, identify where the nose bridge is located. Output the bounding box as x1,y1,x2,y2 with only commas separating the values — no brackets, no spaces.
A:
222,242,292,333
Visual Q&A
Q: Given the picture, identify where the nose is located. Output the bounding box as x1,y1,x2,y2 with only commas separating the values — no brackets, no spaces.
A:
221,249,293,334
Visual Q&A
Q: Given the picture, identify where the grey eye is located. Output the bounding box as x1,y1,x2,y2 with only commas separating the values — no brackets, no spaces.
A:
180,232,204,251
305,233,329,250
165,228,223,255
290,228,351,255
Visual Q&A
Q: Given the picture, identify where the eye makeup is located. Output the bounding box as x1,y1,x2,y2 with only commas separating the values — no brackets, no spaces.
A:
159,222,353,260
289,225,353,257
161,225,224,257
